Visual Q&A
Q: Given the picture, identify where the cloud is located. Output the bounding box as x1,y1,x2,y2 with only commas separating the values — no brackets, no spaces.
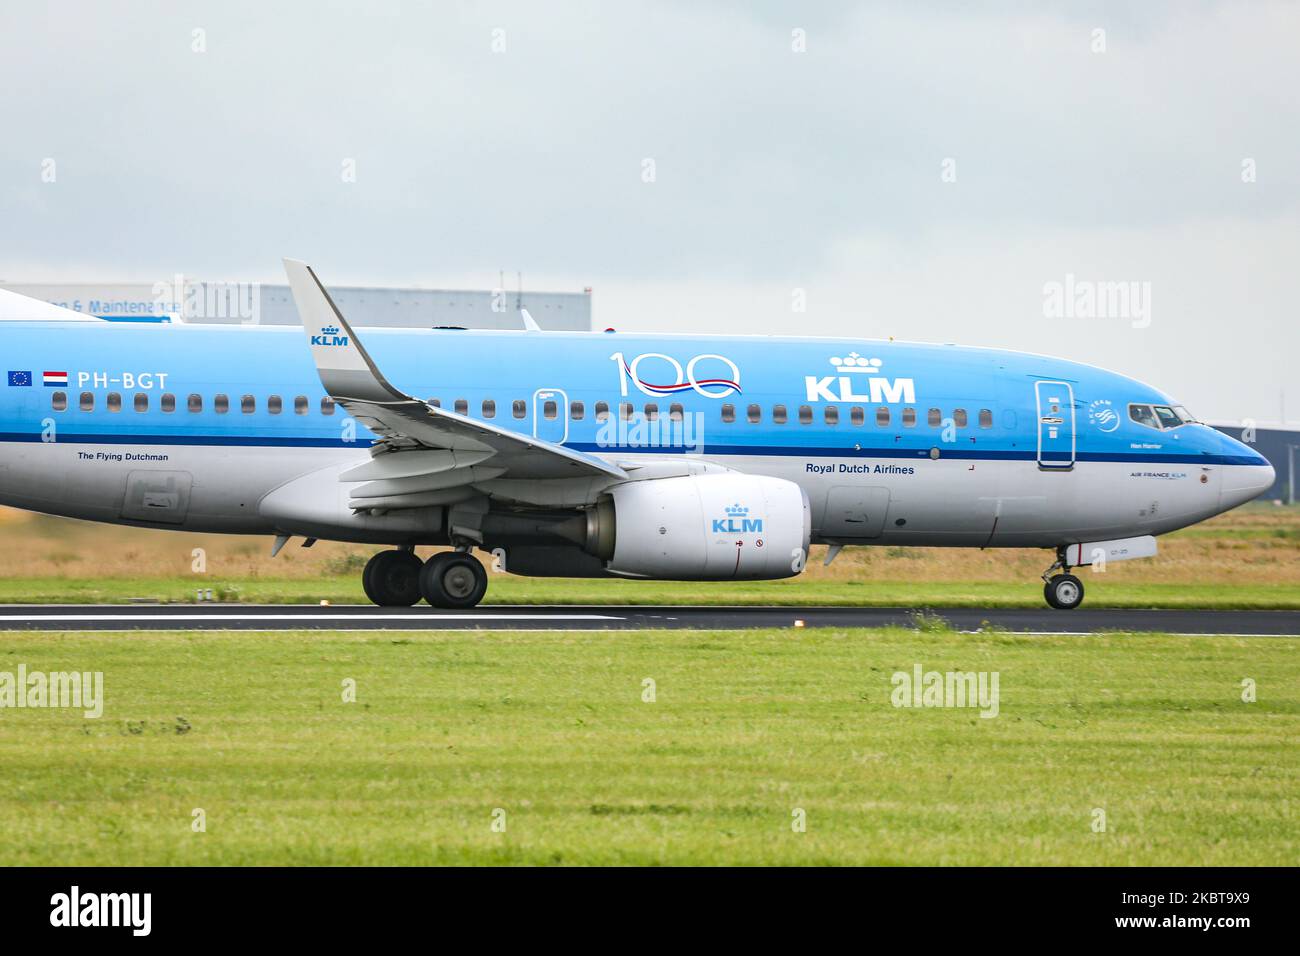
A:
0,0,1295,416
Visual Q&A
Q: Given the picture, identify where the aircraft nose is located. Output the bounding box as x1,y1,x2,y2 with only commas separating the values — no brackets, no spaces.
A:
1217,434,1275,511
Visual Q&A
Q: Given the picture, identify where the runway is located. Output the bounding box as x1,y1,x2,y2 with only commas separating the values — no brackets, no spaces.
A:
0,604,1297,635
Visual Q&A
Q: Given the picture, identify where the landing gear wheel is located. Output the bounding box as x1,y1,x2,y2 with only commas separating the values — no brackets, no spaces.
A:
361,550,423,607
1044,573,1084,610
420,552,488,609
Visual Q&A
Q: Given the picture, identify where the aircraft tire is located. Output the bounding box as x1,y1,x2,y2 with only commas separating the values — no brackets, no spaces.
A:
362,550,423,607
1043,573,1084,610
420,552,488,609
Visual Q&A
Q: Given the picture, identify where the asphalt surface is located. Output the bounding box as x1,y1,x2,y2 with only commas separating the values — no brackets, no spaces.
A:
0,604,1296,635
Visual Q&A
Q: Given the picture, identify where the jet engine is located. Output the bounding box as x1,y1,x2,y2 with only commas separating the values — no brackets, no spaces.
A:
581,473,810,580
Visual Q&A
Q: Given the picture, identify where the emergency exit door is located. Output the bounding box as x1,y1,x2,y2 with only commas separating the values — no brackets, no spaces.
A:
532,387,569,444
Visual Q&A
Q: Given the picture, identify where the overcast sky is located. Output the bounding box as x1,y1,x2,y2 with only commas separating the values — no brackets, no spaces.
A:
1,1,1296,422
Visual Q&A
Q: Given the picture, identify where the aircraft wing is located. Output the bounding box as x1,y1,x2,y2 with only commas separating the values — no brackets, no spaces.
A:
283,258,627,485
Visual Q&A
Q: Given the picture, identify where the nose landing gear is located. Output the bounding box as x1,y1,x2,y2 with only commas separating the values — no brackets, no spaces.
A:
1041,550,1085,610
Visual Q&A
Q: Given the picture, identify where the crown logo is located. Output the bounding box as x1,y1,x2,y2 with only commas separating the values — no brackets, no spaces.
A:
724,503,749,516
829,351,882,373
320,324,341,335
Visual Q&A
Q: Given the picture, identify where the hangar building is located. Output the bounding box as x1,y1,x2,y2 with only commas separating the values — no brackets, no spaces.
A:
0,280,593,331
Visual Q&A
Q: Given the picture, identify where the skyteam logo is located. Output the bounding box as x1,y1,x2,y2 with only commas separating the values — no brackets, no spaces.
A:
312,324,349,347
805,352,915,404
712,503,763,534
1088,398,1121,433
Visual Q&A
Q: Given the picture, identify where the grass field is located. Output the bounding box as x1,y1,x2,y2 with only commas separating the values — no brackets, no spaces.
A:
0,502,1297,608
1,626,1295,865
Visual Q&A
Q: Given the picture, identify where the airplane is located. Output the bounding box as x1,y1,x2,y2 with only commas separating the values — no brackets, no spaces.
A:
0,260,1273,611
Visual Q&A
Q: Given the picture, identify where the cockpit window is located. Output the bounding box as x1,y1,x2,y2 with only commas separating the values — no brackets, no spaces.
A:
1152,405,1182,429
1129,404,1160,429
1130,402,1194,430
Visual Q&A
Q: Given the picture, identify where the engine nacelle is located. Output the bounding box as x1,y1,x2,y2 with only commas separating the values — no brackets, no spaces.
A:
594,474,810,580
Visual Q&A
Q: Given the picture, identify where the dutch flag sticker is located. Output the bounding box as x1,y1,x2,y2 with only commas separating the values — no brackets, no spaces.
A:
43,371,68,387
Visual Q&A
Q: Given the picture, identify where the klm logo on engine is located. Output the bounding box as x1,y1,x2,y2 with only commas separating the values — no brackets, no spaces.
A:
712,503,763,534
805,352,915,404
312,324,349,347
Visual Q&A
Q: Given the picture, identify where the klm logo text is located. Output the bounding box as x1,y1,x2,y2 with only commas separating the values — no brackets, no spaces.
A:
805,375,915,404
712,504,762,534
311,324,349,347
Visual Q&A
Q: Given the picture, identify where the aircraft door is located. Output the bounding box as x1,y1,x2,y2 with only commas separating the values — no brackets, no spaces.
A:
532,388,569,444
120,470,193,524
1034,380,1076,470
821,486,892,538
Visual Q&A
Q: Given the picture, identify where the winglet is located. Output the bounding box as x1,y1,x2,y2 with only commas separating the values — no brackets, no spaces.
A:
283,258,406,403
520,308,540,332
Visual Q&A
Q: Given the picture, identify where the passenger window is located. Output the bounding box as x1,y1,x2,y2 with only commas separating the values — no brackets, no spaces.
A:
267,395,281,415
454,398,468,415
321,397,335,416
798,405,812,424
902,407,916,427
747,403,761,423
482,399,496,419
669,403,683,422
427,398,441,408
160,393,176,413
571,401,585,421
721,403,735,423
188,394,203,413
1153,405,1181,429
644,403,658,421
928,408,942,427
595,401,609,422
80,391,94,411
772,404,787,424
214,394,229,414
545,400,558,420
850,406,865,426
953,408,968,428
620,402,633,421
134,393,148,412
241,394,255,414
52,391,67,411
876,406,890,426
106,392,122,412
513,400,526,419
824,405,839,425
979,408,993,428
293,395,307,415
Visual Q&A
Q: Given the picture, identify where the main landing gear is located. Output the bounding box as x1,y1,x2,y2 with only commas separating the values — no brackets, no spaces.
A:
1041,550,1085,610
361,548,489,609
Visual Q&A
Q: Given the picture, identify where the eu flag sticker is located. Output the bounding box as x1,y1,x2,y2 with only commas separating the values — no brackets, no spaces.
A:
7,371,32,387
